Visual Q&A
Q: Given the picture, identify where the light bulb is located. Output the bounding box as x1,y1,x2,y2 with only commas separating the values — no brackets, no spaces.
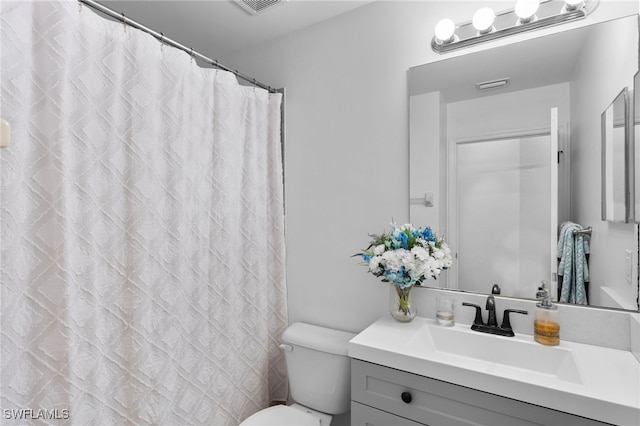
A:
515,0,540,23
472,7,496,34
434,18,456,44
564,0,584,11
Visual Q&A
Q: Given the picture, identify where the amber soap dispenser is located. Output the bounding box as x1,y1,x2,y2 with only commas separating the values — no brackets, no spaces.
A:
534,288,559,346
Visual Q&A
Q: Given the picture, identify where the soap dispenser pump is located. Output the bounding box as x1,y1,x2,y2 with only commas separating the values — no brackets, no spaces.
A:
535,280,548,300
534,286,559,346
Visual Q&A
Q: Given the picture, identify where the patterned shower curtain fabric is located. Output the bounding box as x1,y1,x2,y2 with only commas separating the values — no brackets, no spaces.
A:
0,1,288,424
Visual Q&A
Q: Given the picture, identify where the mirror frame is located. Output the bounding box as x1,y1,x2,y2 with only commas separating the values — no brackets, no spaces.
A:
634,71,640,223
601,87,630,223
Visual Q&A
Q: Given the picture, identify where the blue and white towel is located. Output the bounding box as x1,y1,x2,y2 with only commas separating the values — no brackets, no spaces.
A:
557,222,590,305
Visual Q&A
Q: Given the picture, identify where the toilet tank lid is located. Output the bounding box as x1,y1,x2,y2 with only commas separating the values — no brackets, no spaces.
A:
282,322,356,356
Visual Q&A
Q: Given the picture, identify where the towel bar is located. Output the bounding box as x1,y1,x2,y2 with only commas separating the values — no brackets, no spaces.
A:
572,226,592,236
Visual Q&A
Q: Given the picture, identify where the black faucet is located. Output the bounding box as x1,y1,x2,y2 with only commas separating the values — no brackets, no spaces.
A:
462,295,528,337
486,295,498,327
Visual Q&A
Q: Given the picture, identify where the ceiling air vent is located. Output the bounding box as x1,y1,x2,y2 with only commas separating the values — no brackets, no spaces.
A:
234,0,283,15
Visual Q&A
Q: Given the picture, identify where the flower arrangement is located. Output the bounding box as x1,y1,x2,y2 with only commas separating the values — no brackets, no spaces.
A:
355,223,453,321
356,222,453,287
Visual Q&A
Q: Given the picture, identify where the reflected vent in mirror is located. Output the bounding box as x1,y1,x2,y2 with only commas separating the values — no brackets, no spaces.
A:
234,0,283,15
475,78,510,91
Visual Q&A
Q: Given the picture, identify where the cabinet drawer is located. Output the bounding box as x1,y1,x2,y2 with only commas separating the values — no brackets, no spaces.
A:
351,401,424,426
351,359,609,426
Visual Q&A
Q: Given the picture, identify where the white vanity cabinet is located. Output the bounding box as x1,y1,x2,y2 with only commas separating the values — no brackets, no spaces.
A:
351,359,610,426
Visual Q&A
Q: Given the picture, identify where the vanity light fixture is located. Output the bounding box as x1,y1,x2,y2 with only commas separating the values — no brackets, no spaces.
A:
563,0,585,11
434,18,457,45
515,0,541,24
472,7,496,34
431,0,598,53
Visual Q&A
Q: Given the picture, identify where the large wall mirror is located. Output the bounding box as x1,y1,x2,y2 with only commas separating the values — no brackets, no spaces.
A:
409,14,640,312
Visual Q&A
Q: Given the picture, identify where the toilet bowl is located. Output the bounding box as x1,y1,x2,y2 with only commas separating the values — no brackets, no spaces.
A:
240,403,332,426
239,322,356,426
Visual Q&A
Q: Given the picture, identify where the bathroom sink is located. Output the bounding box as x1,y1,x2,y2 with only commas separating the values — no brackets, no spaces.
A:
349,316,640,426
423,324,583,384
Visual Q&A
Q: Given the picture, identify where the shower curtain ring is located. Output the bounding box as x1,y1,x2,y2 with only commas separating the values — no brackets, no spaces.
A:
160,32,165,50
121,12,126,31
190,47,194,63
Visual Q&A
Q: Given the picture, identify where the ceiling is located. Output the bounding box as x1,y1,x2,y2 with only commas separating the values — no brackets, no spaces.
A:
98,0,376,60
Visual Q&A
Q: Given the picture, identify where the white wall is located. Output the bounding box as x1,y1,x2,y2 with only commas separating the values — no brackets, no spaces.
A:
223,1,639,333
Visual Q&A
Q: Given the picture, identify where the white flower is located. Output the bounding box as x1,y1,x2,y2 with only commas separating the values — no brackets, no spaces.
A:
415,237,428,247
381,249,405,272
369,256,382,274
409,262,427,279
432,248,445,260
373,244,385,255
400,251,417,271
411,246,429,261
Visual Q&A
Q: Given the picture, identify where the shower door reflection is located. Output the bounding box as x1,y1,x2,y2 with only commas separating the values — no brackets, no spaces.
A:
453,133,557,299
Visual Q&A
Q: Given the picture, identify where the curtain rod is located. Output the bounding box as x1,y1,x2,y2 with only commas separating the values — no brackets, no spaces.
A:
78,0,277,93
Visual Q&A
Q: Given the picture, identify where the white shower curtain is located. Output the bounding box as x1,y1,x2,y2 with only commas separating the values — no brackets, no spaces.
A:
1,1,287,425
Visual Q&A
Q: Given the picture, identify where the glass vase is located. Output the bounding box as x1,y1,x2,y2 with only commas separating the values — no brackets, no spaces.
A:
389,284,416,322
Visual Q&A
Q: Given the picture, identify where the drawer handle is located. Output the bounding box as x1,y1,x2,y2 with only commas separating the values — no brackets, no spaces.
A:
401,391,412,404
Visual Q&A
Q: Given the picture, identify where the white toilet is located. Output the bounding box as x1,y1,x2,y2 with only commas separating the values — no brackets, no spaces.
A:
240,322,357,426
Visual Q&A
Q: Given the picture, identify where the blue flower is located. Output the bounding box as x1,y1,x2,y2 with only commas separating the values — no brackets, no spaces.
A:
419,227,435,242
383,270,404,285
382,267,414,287
397,232,409,249
362,253,372,262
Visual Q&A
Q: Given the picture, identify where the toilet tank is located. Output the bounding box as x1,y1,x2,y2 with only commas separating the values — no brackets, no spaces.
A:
281,322,356,415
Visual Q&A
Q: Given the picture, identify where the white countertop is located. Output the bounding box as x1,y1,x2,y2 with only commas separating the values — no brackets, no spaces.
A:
348,316,640,426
